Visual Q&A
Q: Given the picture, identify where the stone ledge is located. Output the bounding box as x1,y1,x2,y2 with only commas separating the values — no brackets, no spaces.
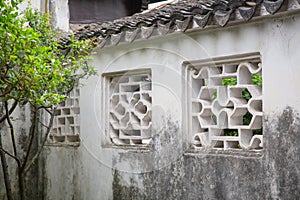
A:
102,144,152,153
184,148,263,158
45,142,80,148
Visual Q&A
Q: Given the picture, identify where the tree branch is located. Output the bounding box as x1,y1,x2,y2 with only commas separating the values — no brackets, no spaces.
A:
20,106,38,172
24,108,55,174
0,100,18,124
38,120,49,128
37,106,52,115
4,102,17,158
0,146,21,164
0,131,14,200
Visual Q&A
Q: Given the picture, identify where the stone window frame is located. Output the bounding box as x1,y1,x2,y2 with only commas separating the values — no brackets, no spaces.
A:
101,69,152,149
182,52,263,152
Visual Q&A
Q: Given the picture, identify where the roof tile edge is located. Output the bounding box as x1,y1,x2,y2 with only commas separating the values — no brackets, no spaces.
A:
60,0,300,48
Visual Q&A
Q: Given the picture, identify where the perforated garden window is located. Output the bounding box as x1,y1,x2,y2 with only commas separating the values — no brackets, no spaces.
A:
50,88,80,144
103,70,152,146
183,53,263,150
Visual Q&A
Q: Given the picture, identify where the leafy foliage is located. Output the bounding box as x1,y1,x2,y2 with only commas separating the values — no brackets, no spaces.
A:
252,74,262,87
222,77,237,86
223,129,238,136
0,0,96,107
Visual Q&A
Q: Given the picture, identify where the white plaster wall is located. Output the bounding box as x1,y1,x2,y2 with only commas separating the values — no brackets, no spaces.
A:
19,0,42,11
18,0,69,32
50,0,69,32
44,12,300,199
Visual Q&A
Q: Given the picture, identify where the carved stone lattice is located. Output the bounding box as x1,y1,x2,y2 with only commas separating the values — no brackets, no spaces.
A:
50,88,80,143
109,72,152,145
187,54,263,150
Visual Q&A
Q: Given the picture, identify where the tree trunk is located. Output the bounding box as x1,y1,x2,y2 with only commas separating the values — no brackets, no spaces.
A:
0,133,13,200
18,168,26,200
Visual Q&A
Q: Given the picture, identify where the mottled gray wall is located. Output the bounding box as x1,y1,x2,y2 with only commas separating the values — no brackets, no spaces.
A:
0,104,41,200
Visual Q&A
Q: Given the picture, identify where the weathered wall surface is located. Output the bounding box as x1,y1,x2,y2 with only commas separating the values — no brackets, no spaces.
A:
18,0,70,32
0,104,41,200
42,12,300,199
49,0,69,32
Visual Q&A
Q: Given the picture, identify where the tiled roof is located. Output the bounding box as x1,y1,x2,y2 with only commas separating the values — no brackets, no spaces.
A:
61,0,300,48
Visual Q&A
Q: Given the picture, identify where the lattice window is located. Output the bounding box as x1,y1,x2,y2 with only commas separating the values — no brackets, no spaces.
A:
106,71,152,146
49,88,80,143
184,53,263,150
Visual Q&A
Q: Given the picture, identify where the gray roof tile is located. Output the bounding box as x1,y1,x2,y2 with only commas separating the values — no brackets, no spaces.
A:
61,0,300,48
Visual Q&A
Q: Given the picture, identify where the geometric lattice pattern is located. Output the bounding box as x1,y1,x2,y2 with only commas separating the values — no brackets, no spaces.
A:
108,72,152,145
50,88,80,143
187,54,263,150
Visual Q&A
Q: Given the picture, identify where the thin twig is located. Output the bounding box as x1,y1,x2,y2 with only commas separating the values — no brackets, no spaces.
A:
38,120,49,128
0,146,20,164
43,107,52,115
37,105,52,114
